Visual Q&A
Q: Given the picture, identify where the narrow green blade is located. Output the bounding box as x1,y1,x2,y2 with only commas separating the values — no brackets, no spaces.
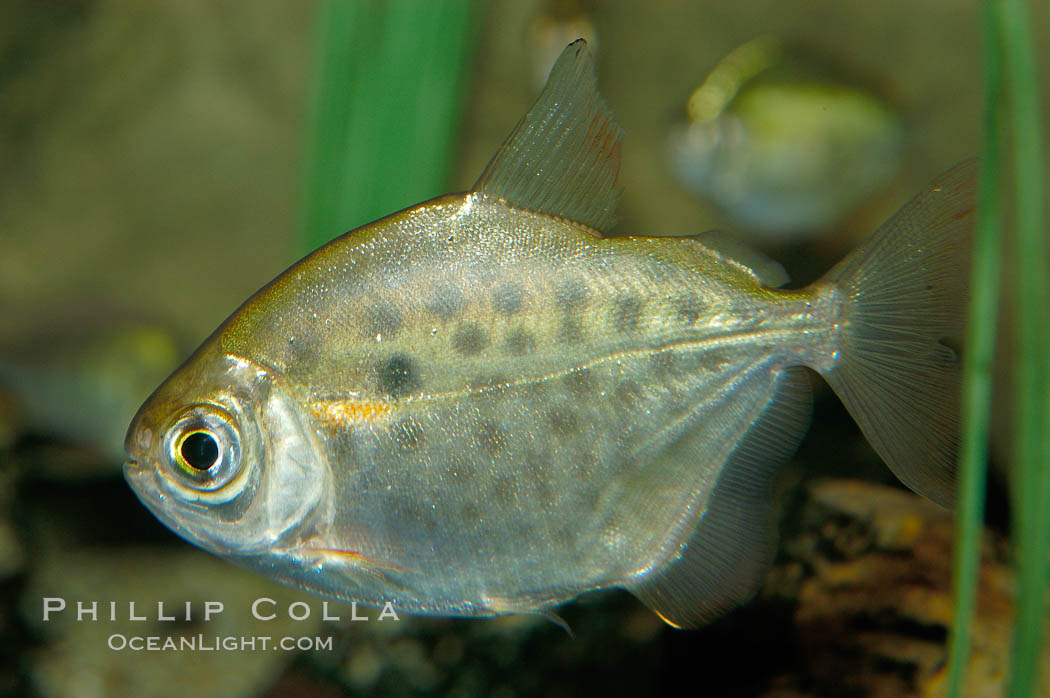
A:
945,1,1002,694
300,0,480,257
1001,0,1050,693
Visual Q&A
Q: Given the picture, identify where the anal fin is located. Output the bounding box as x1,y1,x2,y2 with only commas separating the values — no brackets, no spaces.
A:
626,366,811,628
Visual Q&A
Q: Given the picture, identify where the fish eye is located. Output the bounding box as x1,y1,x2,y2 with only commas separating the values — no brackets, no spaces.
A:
164,405,242,492
178,431,220,470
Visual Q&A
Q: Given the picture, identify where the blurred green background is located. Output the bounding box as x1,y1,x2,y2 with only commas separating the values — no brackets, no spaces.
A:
1,0,1045,696
1,0,981,350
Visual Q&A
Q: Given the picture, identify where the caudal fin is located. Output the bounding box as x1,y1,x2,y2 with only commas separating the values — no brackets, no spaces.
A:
820,159,978,508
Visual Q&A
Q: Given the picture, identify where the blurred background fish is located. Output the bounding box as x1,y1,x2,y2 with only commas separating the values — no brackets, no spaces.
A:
0,306,182,477
668,37,904,239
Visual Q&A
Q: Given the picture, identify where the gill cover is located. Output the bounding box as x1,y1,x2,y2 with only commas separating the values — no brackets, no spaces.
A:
125,352,330,556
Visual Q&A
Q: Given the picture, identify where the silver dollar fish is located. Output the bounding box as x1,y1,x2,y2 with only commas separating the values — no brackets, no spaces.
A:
124,40,975,628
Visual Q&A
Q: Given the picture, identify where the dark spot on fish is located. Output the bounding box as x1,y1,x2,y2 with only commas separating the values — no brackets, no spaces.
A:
676,296,704,324
391,418,424,452
286,333,321,371
700,349,732,371
554,526,575,548
554,278,589,312
523,451,553,498
503,327,536,356
322,427,359,463
363,301,402,339
563,367,594,397
493,476,516,505
548,407,579,437
611,295,644,333
615,379,644,408
558,316,585,344
452,322,489,355
419,508,441,534
531,476,553,504
572,486,601,513
492,282,527,316
476,420,508,456
377,354,419,397
615,429,637,451
393,497,435,532
575,450,600,478
649,349,679,377
461,502,483,523
426,285,463,321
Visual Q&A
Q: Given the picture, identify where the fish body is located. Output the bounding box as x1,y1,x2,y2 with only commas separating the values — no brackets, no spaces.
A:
125,41,975,627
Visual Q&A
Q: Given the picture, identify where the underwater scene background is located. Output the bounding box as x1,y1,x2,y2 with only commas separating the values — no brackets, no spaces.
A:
0,0,1045,696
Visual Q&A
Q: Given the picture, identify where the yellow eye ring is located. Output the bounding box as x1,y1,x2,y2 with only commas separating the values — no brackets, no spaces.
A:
163,403,242,494
174,429,221,474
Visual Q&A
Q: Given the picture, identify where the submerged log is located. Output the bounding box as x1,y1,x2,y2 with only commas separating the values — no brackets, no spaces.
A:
762,478,1042,697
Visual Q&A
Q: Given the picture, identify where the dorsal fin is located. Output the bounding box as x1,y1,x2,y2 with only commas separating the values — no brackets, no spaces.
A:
690,231,790,287
473,39,623,232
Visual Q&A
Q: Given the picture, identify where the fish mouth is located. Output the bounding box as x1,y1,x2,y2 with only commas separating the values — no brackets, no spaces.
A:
122,460,153,497
121,460,158,501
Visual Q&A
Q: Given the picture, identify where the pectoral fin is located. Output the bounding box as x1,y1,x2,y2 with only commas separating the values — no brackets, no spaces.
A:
482,593,574,636
289,546,410,592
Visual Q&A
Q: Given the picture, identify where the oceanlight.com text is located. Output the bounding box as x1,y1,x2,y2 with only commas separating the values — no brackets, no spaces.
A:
107,633,334,652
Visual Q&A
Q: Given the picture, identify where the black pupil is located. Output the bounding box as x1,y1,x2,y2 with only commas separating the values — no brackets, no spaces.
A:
181,432,219,470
